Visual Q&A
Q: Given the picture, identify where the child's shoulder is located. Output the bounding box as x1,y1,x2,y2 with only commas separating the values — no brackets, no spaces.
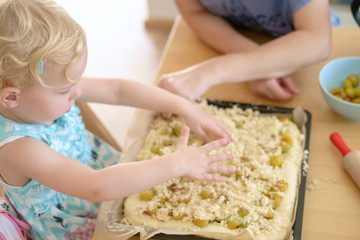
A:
0,137,40,187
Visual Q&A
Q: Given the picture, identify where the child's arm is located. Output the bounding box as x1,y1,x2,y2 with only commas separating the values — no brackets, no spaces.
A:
159,0,331,101
78,77,232,141
1,126,234,201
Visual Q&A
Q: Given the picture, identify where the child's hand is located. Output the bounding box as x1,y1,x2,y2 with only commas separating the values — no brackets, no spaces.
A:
248,76,300,101
156,104,232,142
174,126,235,182
182,103,233,142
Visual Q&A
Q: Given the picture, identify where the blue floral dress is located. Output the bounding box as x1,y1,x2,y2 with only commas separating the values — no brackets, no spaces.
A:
0,105,120,240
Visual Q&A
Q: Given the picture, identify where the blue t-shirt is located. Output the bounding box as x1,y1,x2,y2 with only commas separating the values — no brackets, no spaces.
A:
0,105,120,240
199,0,341,37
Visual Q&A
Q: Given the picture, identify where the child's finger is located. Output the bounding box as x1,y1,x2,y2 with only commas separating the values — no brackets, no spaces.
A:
220,125,233,142
176,126,190,149
191,128,210,142
210,123,233,142
200,138,228,153
201,165,236,182
161,112,173,119
201,173,228,182
156,112,172,119
208,153,234,164
207,163,236,173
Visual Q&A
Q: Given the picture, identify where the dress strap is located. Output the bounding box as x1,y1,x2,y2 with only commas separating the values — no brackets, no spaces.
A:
0,136,24,148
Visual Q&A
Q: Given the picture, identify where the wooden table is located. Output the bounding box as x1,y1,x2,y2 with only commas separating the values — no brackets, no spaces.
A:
94,17,360,240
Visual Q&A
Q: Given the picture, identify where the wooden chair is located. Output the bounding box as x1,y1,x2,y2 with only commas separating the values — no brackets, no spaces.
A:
76,102,122,152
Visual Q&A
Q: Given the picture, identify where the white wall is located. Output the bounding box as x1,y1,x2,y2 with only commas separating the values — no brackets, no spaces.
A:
146,0,178,23
54,0,168,147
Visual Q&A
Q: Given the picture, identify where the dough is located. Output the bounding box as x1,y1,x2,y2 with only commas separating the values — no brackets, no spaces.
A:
122,101,304,240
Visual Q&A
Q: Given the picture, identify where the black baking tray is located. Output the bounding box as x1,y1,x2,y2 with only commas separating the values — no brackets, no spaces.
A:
140,99,312,240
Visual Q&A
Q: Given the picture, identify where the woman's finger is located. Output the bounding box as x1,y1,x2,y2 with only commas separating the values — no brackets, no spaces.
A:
157,74,172,89
266,79,293,101
279,76,300,95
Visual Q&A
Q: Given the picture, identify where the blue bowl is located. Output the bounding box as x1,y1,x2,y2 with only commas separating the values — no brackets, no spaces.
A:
319,57,360,122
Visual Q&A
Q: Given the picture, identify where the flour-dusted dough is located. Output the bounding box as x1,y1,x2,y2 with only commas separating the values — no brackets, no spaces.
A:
122,101,304,240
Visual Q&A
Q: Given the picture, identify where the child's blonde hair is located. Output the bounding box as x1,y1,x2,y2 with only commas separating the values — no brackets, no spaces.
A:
0,0,86,89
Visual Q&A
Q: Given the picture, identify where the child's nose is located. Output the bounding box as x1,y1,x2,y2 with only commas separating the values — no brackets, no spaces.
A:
69,86,81,101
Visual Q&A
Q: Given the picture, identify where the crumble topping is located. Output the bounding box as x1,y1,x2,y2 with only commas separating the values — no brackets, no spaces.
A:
123,101,304,240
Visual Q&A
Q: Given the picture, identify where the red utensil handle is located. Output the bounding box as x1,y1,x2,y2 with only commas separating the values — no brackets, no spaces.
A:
330,132,352,157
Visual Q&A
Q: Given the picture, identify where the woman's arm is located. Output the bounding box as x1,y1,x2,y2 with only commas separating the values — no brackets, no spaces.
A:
175,0,258,53
159,0,331,100
177,0,331,73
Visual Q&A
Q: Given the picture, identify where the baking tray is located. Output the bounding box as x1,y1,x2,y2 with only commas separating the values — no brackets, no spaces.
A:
140,99,312,240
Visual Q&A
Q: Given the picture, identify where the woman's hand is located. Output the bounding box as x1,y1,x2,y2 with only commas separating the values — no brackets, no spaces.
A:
174,126,235,182
248,76,300,101
158,66,213,101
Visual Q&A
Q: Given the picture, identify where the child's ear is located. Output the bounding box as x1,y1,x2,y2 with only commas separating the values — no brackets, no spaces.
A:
0,87,20,108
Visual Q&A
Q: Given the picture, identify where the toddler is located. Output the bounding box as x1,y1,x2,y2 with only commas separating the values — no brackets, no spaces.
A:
0,0,235,239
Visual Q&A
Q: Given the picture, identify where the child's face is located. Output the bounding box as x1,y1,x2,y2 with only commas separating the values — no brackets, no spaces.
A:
15,50,88,125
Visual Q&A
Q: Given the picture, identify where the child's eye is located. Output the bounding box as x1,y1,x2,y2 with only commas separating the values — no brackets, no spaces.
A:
60,88,70,94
